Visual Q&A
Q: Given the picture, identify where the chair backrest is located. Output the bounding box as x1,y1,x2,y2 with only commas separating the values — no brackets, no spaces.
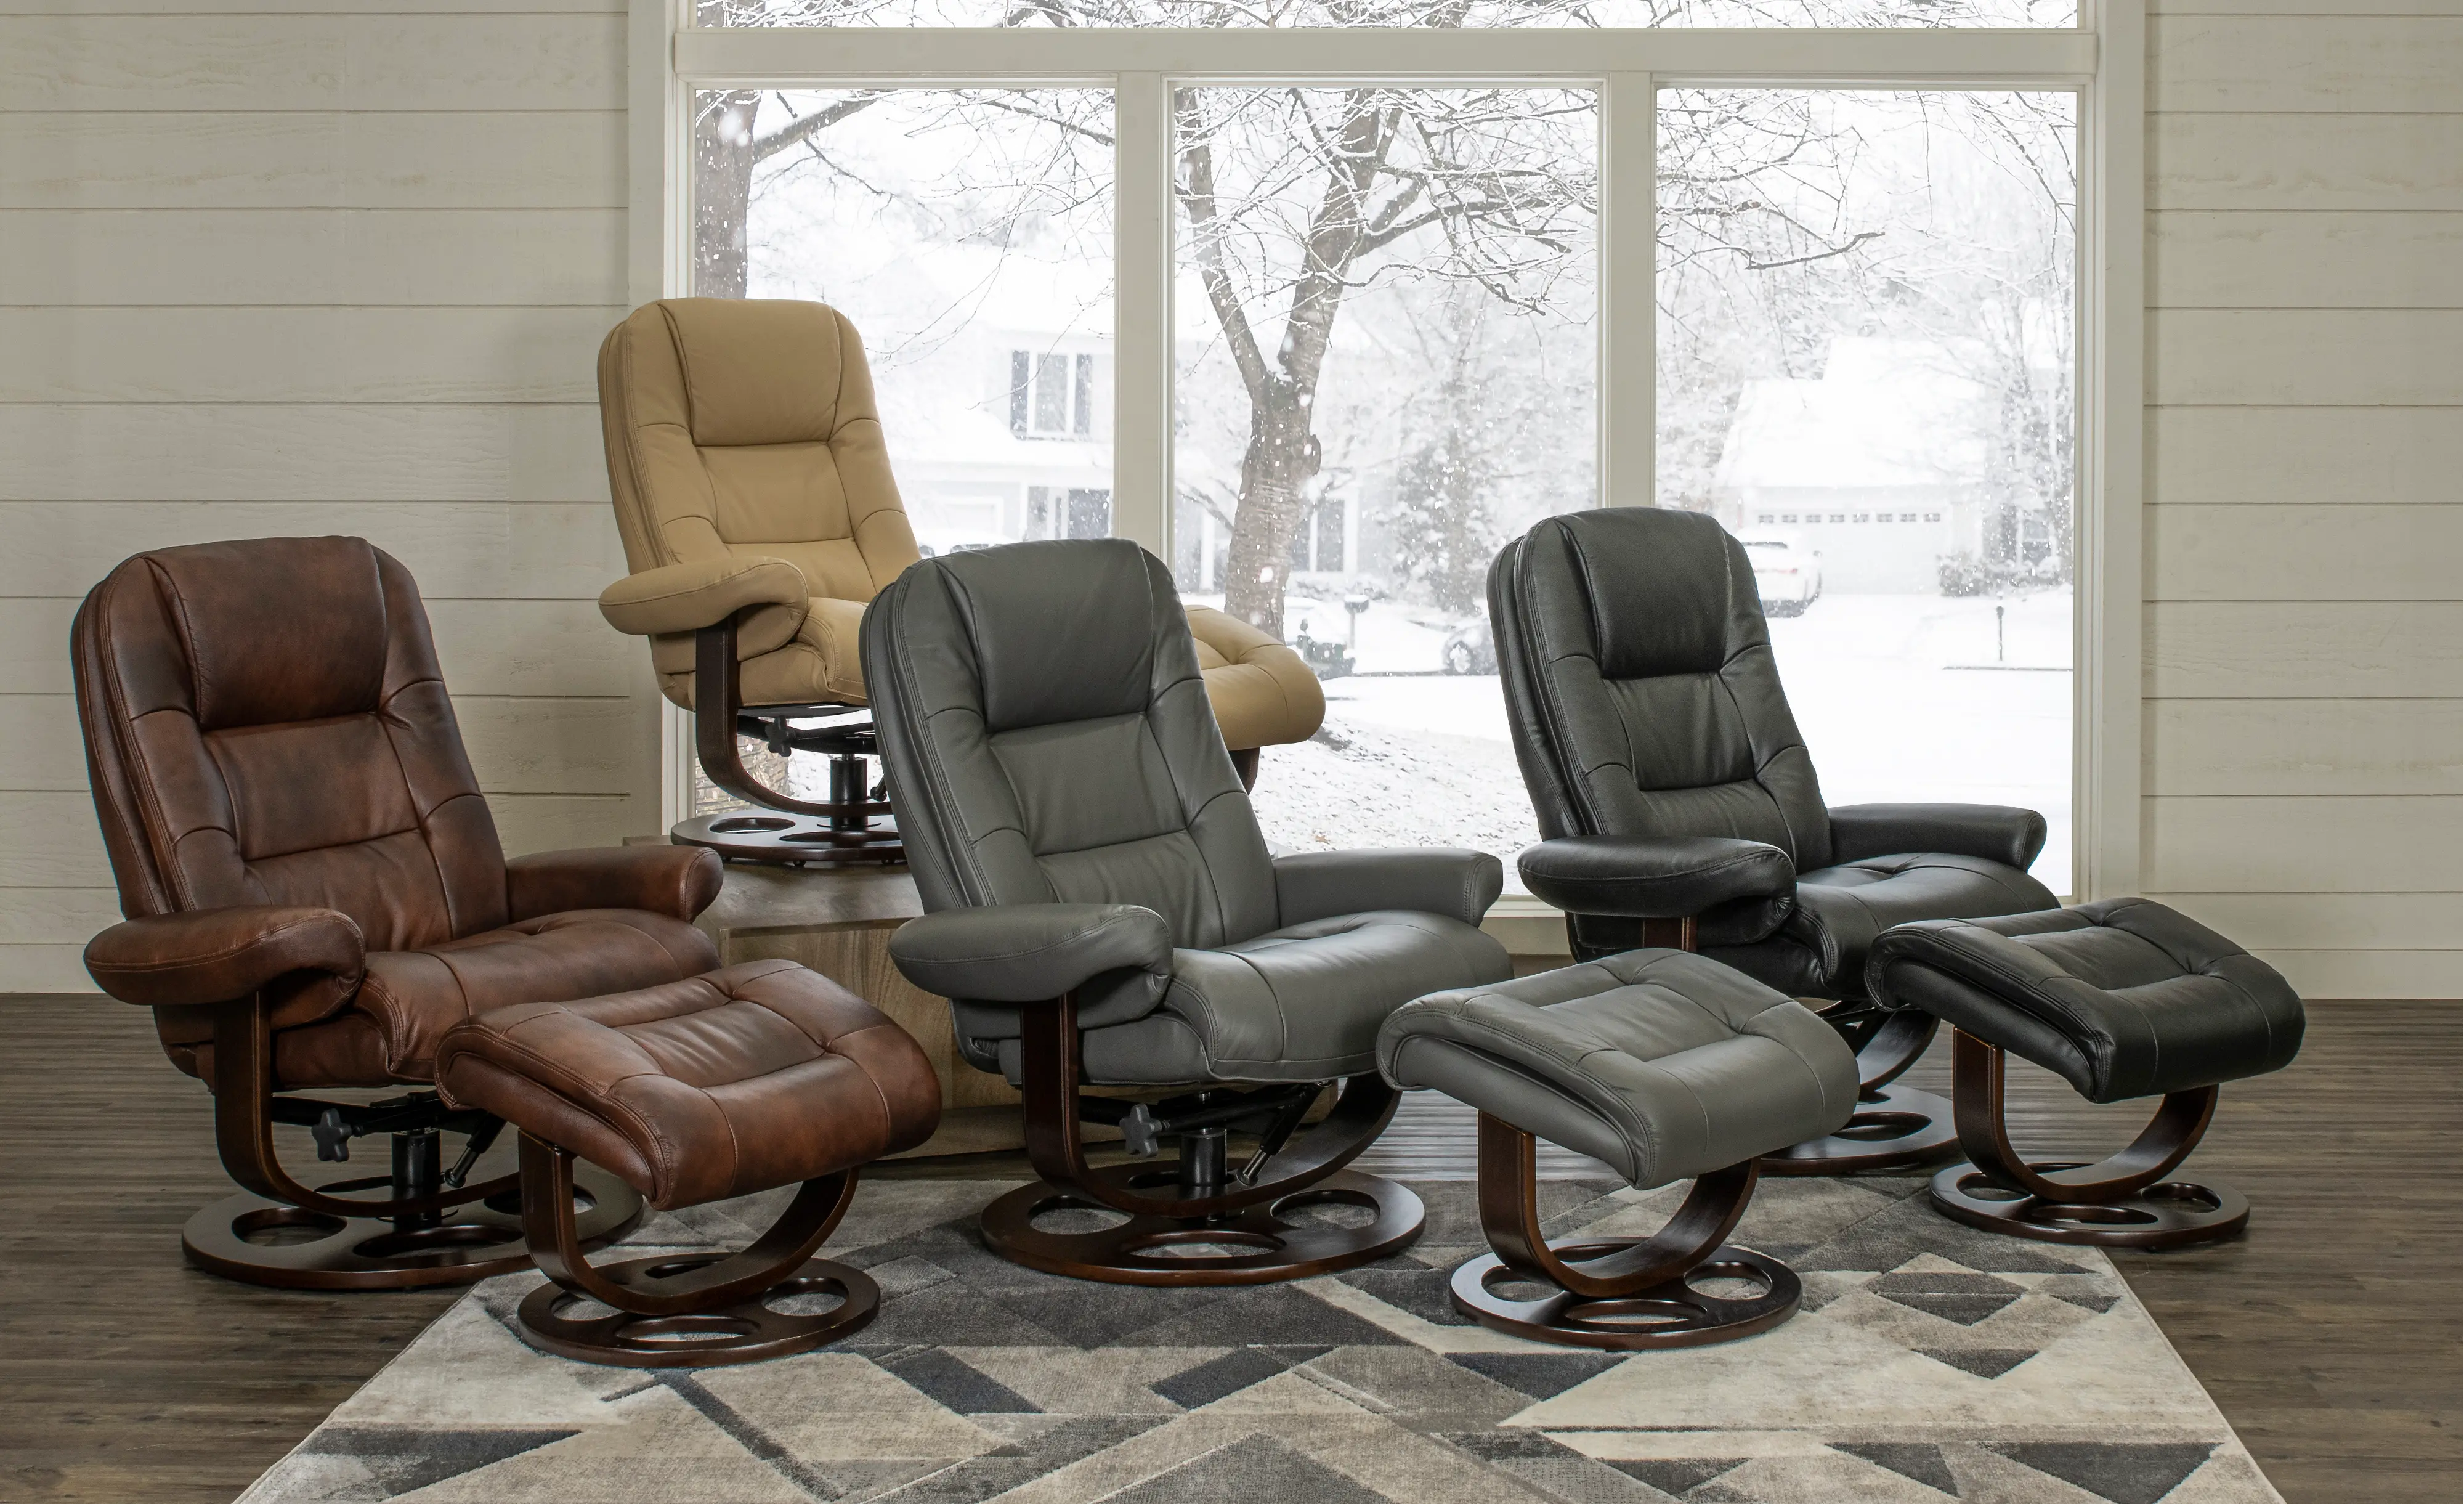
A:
863,539,1279,949
73,537,509,951
598,298,919,611
1491,508,1833,869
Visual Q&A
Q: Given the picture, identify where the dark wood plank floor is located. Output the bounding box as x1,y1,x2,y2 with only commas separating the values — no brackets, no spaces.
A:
1,996,2454,1503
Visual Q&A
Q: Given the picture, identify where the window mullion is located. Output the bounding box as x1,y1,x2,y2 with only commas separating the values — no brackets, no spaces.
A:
1603,71,1655,506
1114,71,1171,556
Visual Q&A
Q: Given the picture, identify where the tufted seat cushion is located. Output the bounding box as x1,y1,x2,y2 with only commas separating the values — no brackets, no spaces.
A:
1377,950,1859,1190
1706,853,2059,1002
1866,896,2306,1104
435,959,942,1209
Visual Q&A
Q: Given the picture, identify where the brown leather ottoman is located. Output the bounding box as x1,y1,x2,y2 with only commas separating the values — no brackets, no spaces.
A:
437,959,941,1367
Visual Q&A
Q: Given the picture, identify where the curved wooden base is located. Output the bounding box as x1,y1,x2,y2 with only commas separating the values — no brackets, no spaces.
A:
513,1137,874,1368
517,1254,879,1368
180,1163,642,1290
670,810,902,866
1456,1114,1799,1349
1929,1163,2249,1249
1757,1082,1962,1176
979,990,1419,1285
1451,1245,1801,1351
979,1168,1422,1286
1935,1028,2243,1247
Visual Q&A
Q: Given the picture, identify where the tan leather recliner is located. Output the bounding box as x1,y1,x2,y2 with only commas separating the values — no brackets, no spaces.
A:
594,299,1324,858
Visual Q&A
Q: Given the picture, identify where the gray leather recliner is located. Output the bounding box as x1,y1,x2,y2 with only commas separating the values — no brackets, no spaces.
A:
1489,506,2061,1172
866,538,1511,1283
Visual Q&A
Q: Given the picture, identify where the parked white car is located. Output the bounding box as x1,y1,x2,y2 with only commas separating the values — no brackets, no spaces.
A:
1741,532,1823,617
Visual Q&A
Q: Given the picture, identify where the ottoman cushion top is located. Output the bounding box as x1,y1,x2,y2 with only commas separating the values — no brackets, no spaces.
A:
1376,950,1858,1190
436,959,941,1209
1866,896,2304,1103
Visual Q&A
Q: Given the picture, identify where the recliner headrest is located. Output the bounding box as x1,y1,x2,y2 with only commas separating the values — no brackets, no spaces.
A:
1527,508,1738,680
658,298,848,448
143,536,390,730
931,539,1170,733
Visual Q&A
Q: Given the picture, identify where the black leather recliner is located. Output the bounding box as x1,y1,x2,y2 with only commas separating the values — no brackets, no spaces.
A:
1489,507,2060,1172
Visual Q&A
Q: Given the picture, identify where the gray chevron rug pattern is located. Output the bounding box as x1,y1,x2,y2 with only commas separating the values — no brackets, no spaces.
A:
239,1175,2282,1504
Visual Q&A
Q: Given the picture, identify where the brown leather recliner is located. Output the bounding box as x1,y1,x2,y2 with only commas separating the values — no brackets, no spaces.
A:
594,298,1324,863
75,535,727,1289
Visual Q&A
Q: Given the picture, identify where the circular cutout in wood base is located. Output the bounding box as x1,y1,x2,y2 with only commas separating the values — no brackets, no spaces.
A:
670,811,902,866
1451,1243,1801,1350
515,1256,880,1368
1758,1082,1962,1176
1929,1163,2250,1248
181,1163,644,1290
979,1168,1423,1286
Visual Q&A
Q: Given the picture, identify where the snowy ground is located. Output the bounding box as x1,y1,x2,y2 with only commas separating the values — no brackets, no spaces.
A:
1242,588,2073,895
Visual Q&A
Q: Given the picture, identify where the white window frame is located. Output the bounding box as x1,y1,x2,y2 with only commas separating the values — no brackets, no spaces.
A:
631,3,2145,912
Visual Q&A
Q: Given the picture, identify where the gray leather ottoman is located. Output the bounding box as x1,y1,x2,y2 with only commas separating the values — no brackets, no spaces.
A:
1377,950,1859,1349
1867,896,2306,1248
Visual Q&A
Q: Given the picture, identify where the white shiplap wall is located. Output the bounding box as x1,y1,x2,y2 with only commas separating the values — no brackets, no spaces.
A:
2142,0,2463,996
0,0,660,989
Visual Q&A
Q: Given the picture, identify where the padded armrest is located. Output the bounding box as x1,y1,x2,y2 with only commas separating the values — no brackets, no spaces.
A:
1185,605,1326,751
889,903,1173,1004
1517,835,1796,943
598,556,808,638
1273,848,1504,929
83,906,365,1009
506,845,725,924
1829,802,2047,872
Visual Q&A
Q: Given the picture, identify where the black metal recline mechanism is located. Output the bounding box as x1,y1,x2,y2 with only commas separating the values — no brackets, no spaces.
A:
1079,1085,1324,1197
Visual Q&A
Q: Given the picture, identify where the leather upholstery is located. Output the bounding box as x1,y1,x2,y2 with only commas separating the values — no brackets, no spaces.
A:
1516,835,1793,943
1867,896,2306,1103
598,298,916,712
1379,949,1858,1189
865,537,1511,1087
1491,508,2057,998
595,298,1326,753
890,903,1174,1007
1184,605,1326,753
73,536,725,1088
84,906,364,1010
1830,802,2047,872
436,959,942,1209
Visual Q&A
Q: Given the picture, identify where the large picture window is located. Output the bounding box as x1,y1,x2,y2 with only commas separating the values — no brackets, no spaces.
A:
665,1,2126,897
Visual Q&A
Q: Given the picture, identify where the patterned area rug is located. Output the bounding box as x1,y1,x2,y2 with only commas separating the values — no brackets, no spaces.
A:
240,1176,2281,1503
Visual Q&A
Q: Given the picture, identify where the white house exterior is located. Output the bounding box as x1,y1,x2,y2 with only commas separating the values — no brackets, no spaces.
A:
1711,338,2006,593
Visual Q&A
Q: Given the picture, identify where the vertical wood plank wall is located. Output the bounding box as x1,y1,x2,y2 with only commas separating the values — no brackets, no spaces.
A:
0,2,2457,995
2142,0,2462,997
0,0,658,989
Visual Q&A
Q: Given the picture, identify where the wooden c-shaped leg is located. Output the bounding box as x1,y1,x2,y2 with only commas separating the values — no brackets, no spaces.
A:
513,1136,883,1367
1451,1115,1802,1350
1929,1030,2250,1248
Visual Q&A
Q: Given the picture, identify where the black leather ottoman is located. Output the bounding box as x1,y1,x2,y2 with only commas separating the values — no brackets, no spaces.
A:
1378,950,1860,1349
1867,897,2305,1248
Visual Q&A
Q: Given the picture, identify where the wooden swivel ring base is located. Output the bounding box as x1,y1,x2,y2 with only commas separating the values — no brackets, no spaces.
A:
980,1167,1422,1287
669,810,902,867
512,1137,880,1369
1761,1009,1961,1176
1927,1030,2249,1250
981,998,1425,1285
1452,1116,1797,1350
182,1159,642,1291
